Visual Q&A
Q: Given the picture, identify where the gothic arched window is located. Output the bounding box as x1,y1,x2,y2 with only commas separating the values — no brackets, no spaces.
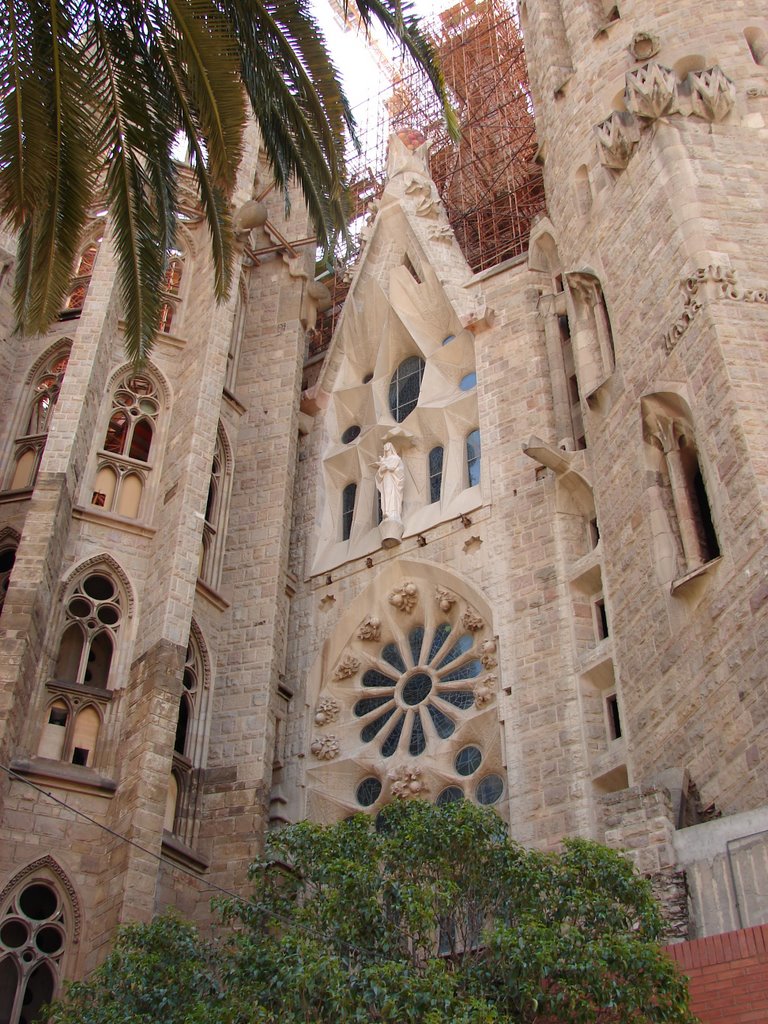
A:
0,539,18,616
91,369,162,519
157,248,185,335
6,345,70,492
61,242,100,320
53,572,122,688
388,356,425,422
166,627,209,844
199,424,233,590
0,872,74,1023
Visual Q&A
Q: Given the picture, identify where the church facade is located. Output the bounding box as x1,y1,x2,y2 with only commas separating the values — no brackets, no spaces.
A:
1,0,768,1013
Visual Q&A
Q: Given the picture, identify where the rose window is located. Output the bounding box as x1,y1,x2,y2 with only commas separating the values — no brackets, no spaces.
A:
353,623,482,757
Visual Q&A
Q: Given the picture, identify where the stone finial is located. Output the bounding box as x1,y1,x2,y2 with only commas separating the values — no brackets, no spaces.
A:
624,63,678,121
594,111,640,170
311,735,340,760
435,587,457,613
357,615,382,642
462,606,485,632
386,130,431,181
388,763,428,798
314,695,340,727
688,66,736,123
333,654,361,681
389,581,418,614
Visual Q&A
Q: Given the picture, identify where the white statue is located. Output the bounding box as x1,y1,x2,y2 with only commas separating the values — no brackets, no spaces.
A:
375,443,405,522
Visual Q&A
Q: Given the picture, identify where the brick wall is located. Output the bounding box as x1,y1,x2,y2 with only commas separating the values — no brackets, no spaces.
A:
665,925,768,1024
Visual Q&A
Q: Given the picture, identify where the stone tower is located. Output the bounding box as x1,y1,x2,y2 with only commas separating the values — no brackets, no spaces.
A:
1,0,768,1017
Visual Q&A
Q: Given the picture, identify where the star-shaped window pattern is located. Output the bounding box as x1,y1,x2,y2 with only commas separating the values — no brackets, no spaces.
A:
353,623,481,757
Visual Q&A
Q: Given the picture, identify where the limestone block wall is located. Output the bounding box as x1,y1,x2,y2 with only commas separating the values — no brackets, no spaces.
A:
518,0,768,819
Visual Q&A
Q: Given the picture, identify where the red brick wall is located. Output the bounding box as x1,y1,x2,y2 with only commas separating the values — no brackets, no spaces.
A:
665,924,768,1023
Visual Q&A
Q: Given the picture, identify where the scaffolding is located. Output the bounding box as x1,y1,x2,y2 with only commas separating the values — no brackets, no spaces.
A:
308,0,545,360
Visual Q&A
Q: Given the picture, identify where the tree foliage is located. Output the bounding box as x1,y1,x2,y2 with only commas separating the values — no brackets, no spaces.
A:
0,0,456,361
49,801,698,1024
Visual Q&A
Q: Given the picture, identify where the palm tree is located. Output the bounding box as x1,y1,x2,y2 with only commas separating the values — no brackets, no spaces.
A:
0,0,456,361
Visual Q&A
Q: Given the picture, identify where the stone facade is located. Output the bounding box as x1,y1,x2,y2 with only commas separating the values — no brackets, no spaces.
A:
1,0,768,1010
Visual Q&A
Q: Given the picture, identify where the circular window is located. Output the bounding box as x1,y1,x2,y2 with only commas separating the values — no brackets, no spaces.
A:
388,357,425,422
35,926,64,955
476,774,504,805
455,746,482,777
356,777,382,807
97,604,120,626
341,425,361,444
357,623,480,758
459,372,477,391
82,574,115,601
0,919,28,948
19,885,57,921
436,786,464,806
401,672,432,706
68,597,91,618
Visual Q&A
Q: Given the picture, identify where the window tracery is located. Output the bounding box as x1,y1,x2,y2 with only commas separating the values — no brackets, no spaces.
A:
306,575,502,821
166,626,210,845
6,345,70,492
61,242,100,320
200,424,233,589
158,248,185,335
0,875,72,1023
389,356,425,422
91,370,161,519
53,572,122,689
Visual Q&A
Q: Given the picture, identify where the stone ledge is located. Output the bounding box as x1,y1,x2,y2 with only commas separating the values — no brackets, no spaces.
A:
670,556,721,595
161,831,210,873
9,757,117,797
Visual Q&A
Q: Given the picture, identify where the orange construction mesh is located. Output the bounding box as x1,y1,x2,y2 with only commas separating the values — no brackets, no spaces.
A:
308,0,545,359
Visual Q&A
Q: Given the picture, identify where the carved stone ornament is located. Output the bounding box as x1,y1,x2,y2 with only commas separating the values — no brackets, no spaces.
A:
480,638,498,670
435,587,457,613
314,695,340,727
388,763,428,798
429,224,456,242
594,111,640,170
629,31,661,62
688,66,736,123
624,63,678,121
462,606,485,632
333,654,361,681
389,581,418,614
473,674,497,707
311,735,340,760
357,615,382,642
661,265,768,353
415,196,440,218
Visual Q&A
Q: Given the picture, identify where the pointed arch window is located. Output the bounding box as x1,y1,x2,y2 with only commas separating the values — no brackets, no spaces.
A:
0,541,17,616
53,572,122,688
0,876,72,1023
166,628,209,845
428,446,444,504
5,346,70,492
157,247,185,335
91,370,161,519
225,277,248,393
60,242,100,320
37,698,102,768
466,430,481,488
199,424,233,590
389,356,425,422
342,483,357,540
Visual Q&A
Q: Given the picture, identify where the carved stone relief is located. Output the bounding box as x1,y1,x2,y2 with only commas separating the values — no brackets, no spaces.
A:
629,31,661,62
314,696,340,726
333,654,361,681
662,265,768,353
388,581,419,613
311,735,340,760
462,607,485,632
473,674,497,707
480,638,498,670
388,763,428,798
435,587,457,612
356,615,382,642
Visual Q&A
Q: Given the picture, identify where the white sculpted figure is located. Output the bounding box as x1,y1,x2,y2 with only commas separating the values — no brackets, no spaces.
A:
375,443,405,522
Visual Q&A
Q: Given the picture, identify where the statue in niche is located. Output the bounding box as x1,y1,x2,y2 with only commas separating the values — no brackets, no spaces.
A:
375,443,405,522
